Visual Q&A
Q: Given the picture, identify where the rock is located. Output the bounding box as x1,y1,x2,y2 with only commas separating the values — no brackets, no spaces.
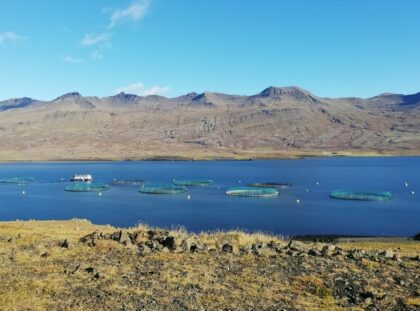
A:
366,250,379,262
138,243,152,256
255,247,277,257
287,250,299,257
85,267,96,274
191,243,207,253
287,240,310,253
379,249,394,259
221,243,238,254
84,267,101,278
180,239,192,252
145,240,162,251
240,245,253,255
267,240,287,251
308,248,322,256
160,236,178,251
333,247,345,256
61,239,71,249
348,249,365,261
321,244,336,256
117,230,132,246
79,231,103,246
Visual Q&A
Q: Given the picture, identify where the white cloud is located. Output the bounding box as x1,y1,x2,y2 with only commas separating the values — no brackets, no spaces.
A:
90,50,103,60
0,31,25,45
109,0,151,28
115,82,170,96
60,56,84,64
81,32,111,46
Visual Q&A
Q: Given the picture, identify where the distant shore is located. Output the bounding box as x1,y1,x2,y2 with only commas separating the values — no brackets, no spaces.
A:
0,150,419,162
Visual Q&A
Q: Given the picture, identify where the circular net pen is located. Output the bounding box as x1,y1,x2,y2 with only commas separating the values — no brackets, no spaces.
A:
0,177,34,184
139,183,188,195
249,182,292,189
64,183,110,192
112,180,144,187
173,179,214,187
330,190,392,201
226,186,279,197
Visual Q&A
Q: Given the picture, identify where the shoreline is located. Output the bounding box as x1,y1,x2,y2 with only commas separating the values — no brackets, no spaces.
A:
2,219,418,241
0,151,419,163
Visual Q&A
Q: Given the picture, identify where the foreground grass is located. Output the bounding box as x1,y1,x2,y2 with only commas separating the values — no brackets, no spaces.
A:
0,219,418,310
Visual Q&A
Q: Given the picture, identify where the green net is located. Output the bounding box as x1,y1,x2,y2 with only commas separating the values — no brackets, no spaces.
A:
173,179,213,186
330,190,392,201
64,183,110,192
112,180,144,187
0,177,34,184
226,186,279,197
249,182,292,189
139,183,188,195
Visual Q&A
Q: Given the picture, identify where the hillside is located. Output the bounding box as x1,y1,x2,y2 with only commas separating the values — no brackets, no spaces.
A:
0,219,418,310
0,87,419,161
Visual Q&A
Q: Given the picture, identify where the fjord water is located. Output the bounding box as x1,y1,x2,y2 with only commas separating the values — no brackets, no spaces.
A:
0,157,418,237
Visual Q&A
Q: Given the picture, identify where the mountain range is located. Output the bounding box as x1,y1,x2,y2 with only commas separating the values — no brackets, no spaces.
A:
0,86,419,160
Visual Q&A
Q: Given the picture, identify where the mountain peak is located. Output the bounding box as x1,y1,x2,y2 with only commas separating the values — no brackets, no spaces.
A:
258,86,311,98
0,97,36,111
54,92,81,101
112,92,139,101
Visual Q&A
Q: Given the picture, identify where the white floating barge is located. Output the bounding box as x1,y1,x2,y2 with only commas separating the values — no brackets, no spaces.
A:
70,174,93,182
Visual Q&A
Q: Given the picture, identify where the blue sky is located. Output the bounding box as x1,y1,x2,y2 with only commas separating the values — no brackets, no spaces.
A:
0,0,419,100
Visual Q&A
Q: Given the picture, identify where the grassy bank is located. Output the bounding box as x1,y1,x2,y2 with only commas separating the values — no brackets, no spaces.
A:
0,219,418,310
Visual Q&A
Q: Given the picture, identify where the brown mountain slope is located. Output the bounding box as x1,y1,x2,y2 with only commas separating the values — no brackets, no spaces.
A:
0,86,419,160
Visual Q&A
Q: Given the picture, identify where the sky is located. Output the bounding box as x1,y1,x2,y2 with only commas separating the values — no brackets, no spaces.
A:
0,0,419,100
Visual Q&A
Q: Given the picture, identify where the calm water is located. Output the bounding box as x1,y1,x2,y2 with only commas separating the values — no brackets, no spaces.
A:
0,157,419,236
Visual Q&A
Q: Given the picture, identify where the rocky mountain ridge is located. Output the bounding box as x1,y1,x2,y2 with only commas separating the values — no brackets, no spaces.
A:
0,86,419,160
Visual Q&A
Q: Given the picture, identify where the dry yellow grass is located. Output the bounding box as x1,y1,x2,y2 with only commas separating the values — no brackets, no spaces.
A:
0,219,418,310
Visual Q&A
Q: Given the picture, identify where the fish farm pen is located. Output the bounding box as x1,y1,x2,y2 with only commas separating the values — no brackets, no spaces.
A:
226,186,279,197
249,182,292,189
173,179,214,186
111,180,144,187
139,183,188,195
64,183,110,192
330,190,392,201
0,177,34,184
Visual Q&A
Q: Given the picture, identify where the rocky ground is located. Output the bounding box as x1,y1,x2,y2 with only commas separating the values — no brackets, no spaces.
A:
0,220,419,310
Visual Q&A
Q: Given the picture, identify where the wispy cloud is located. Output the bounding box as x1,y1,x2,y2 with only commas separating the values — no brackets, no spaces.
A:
60,56,84,64
109,0,151,28
0,31,25,45
80,32,111,46
115,82,170,96
90,50,103,60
